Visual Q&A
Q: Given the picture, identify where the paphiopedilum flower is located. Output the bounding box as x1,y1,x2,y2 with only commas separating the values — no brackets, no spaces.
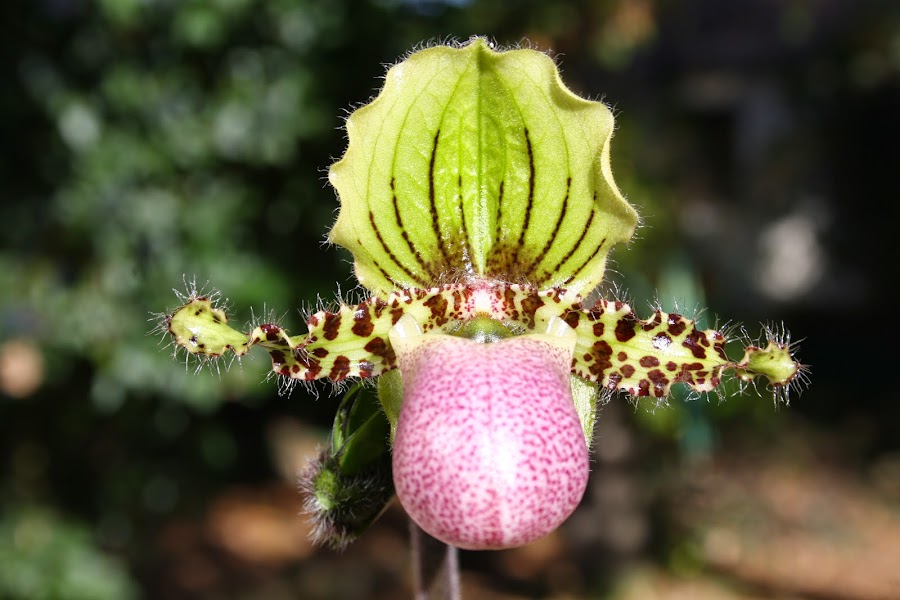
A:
160,38,806,550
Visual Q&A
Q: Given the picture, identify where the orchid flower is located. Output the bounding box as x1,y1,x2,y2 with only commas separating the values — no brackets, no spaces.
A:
158,38,806,551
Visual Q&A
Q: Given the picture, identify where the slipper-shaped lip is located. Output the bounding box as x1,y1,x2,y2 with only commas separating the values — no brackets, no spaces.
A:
390,314,589,550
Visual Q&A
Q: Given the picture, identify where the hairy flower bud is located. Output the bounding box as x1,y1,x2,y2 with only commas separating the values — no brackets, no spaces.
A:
299,385,393,550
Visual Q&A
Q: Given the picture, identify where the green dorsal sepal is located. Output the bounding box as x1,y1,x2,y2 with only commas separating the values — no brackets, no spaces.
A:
328,38,639,296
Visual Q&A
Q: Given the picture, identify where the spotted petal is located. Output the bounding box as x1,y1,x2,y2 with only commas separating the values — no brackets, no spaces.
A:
165,285,803,403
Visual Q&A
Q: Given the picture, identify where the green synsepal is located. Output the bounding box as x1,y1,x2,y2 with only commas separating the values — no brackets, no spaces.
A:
377,370,404,442
331,384,392,475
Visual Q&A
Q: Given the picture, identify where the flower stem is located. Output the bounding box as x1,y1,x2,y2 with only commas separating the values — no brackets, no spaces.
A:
410,520,460,600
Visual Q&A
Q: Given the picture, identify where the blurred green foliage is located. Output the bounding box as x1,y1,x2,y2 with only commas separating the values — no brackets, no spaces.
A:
2,0,355,413
0,506,137,600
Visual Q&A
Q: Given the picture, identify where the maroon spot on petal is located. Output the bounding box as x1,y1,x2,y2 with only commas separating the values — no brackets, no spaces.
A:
667,316,686,336
675,371,695,385
682,331,707,359
423,294,449,327
260,323,281,341
618,352,628,362
615,314,638,342
583,303,603,321
452,289,464,313
621,364,635,377
270,350,286,365
502,286,520,322
715,343,728,361
607,372,622,389
323,312,342,341
365,337,387,356
370,297,388,318
666,361,677,371
365,337,397,366
311,347,329,358
519,293,545,328
648,369,669,397
639,356,660,368
329,355,351,381
304,362,322,379
592,321,605,337
564,311,580,329
358,360,374,378
351,303,374,337
588,340,614,378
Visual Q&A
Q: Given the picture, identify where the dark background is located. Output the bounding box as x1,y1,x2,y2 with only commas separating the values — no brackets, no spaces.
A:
1,1,898,598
